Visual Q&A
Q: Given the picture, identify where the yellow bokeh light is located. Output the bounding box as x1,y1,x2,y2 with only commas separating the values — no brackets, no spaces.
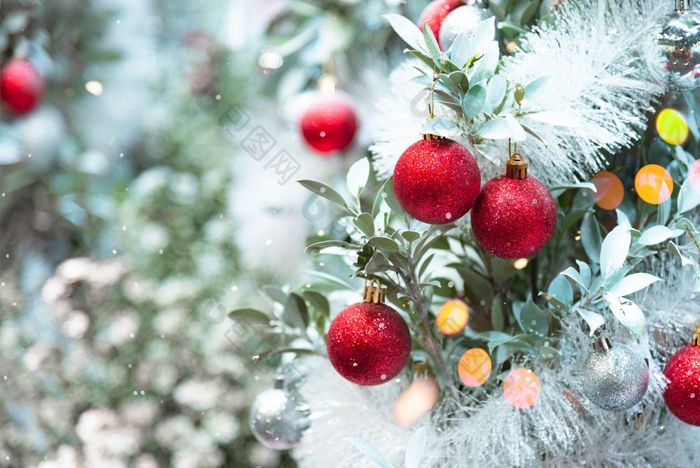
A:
84,80,103,96
513,258,529,270
458,348,492,387
503,368,541,409
656,108,689,146
392,377,439,429
635,164,674,205
435,299,469,336
592,171,624,210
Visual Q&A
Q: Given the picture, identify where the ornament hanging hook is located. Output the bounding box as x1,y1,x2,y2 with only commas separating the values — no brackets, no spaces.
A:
506,138,528,179
363,278,386,304
692,323,700,347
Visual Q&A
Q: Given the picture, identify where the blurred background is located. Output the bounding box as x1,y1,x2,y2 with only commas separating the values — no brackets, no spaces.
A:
0,0,426,466
3,0,698,467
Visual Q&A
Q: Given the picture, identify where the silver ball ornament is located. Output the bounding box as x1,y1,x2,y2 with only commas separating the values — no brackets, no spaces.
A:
249,376,310,450
439,4,493,50
582,340,649,411
658,6,700,89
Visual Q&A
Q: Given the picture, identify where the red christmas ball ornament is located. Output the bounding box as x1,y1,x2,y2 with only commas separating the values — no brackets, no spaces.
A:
393,136,480,224
0,59,45,115
300,93,358,155
326,283,411,386
663,325,700,426
471,153,557,259
418,0,465,48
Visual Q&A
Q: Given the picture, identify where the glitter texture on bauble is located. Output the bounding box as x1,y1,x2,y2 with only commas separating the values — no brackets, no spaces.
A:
393,137,481,225
663,326,700,426
471,153,557,259
326,283,411,386
582,339,649,411
249,375,311,450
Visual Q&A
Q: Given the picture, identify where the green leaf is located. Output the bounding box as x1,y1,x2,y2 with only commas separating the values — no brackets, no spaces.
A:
469,42,499,84
515,298,549,337
523,76,550,101
480,115,526,141
298,180,352,213
638,225,681,246
678,178,700,214
422,118,462,138
262,286,287,304
365,251,390,275
580,213,603,262
228,308,270,323
283,293,309,329
657,198,672,226
422,24,442,66
346,157,370,197
491,297,505,331
561,266,588,292
402,231,420,242
306,240,358,253
384,14,426,51
604,293,646,341
600,225,631,279
483,76,507,114
576,308,605,335
354,213,375,237
368,237,400,252
462,84,486,119
302,291,330,317
547,274,573,307
609,273,661,297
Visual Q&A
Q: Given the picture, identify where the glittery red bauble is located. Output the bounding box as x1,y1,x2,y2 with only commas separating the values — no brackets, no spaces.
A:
326,302,411,386
417,0,464,48
393,138,480,224
664,345,700,426
471,175,557,259
0,59,44,115
300,94,358,154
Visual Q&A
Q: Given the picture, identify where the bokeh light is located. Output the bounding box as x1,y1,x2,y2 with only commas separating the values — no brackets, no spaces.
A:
458,348,492,387
592,171,624,210
513,258,529,270
435,299,469,336
689,160,700,194
392,377,439,429
656,108,689,146
635,164,674,205
503,368,541,409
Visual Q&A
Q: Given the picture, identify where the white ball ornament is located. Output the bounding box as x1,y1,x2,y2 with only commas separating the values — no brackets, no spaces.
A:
439,3,493,50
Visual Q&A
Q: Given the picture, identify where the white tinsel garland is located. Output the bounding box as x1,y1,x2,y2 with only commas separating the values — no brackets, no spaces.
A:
294,259,700,467
370,0,673,186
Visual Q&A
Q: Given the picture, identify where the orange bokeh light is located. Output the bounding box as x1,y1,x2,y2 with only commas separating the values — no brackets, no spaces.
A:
503,368,541,409
392,377,439,429
435,299,469,336
458,348,492,387
592,171,624,210
635,164,674,205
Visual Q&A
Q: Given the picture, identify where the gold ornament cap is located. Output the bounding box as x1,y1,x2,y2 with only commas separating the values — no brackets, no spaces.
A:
506,152,528,180
592,328,612,352
363,279,386,304
692,324,700,347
